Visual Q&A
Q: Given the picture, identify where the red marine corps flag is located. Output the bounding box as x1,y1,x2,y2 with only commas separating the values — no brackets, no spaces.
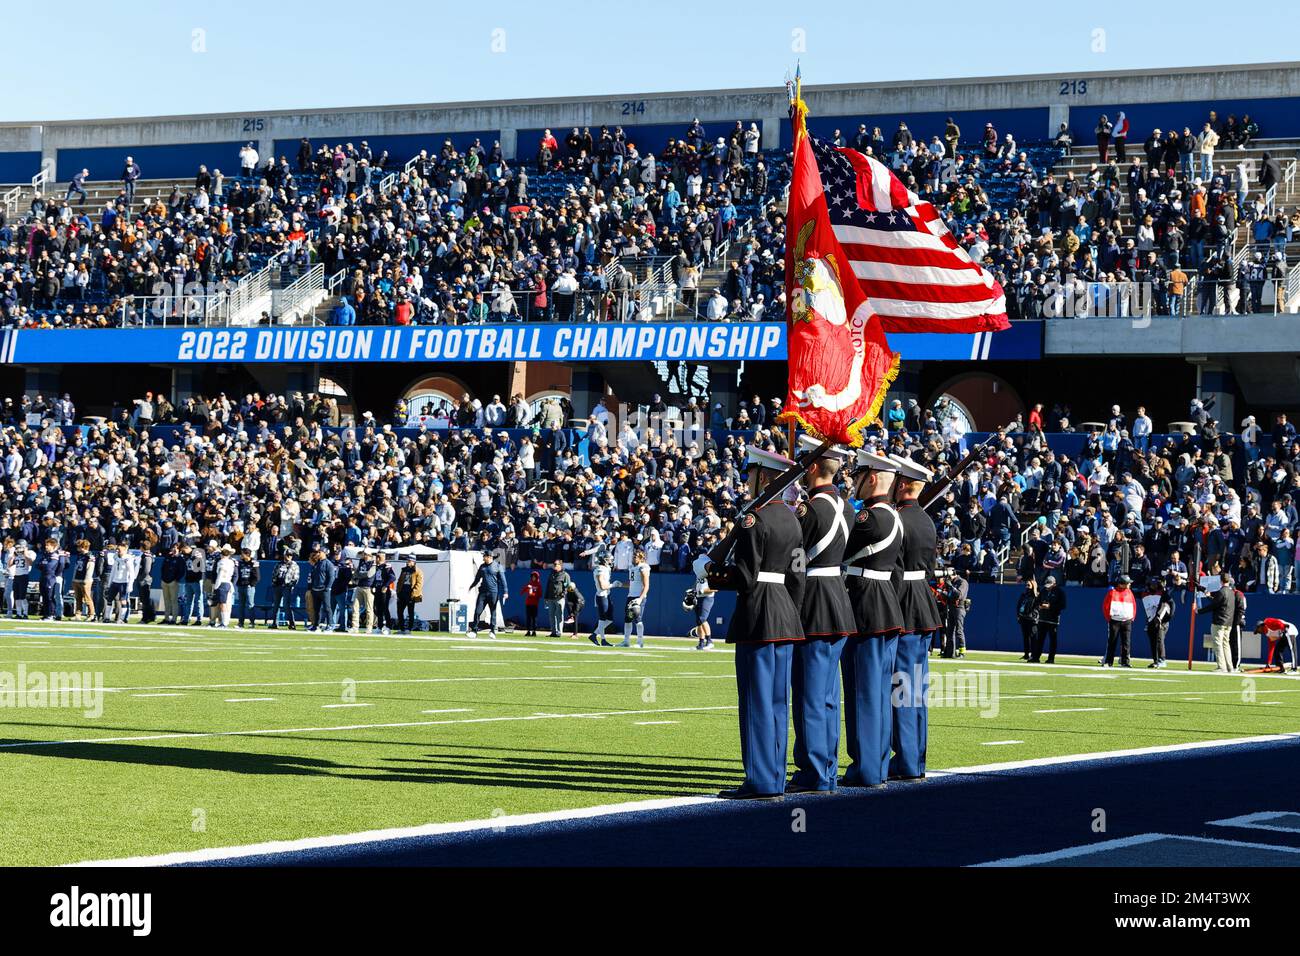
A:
780,78,899,447
780,73,1010,445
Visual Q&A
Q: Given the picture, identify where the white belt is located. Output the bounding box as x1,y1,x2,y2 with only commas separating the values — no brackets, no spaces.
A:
902,570,928,581
806,567,841,577
756,572,786,584
846,567,892,581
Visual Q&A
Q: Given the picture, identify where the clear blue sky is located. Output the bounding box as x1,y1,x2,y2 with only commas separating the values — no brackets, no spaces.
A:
11,0,1297,121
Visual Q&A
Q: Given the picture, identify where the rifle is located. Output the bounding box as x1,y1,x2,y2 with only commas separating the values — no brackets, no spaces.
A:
706,434,839,566
917,425,1016,511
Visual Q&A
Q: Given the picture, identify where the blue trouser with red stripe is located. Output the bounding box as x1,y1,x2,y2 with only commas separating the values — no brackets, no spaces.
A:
841,633,897,786
890,632,932,778
790,636,847,790
735,641,794,795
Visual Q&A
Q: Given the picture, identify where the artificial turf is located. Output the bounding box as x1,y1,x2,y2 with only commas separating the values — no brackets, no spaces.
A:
0,618,1295,865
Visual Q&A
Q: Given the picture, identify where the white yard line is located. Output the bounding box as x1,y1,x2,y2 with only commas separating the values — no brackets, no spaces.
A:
1033,707,1107,714
99,674,736,693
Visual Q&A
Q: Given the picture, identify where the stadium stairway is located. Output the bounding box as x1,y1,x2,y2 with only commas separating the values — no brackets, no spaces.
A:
10,177,182,216
1046,138,1300,253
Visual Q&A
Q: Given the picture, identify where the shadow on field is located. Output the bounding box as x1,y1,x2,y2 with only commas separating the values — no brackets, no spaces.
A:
0,741,341,775
0,739,738,796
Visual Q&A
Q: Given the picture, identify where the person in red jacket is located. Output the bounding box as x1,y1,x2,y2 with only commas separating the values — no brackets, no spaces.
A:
520,571,541,636
1256,618,1298,672
1101,574,1137,667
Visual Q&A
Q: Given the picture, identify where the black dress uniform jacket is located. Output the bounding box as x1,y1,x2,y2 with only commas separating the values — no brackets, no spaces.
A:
719,502,806,644
789,485,856,639
894,498,943,633
843,494,904,636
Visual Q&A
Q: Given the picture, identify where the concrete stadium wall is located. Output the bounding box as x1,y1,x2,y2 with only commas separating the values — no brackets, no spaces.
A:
4,61,1300,184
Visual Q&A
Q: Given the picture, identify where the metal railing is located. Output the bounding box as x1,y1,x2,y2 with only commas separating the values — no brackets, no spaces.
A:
115,264,274,327
271,263,326,324
32,167,50,195
1,184,18,219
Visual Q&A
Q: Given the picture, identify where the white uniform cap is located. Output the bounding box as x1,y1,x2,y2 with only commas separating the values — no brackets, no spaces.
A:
854,449,898,473
797,434,853,463
746,446,794,472
889,453,934,482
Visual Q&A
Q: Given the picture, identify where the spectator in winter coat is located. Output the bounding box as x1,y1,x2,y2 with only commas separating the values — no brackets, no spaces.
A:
520,570,542,635
1101,574,1137,667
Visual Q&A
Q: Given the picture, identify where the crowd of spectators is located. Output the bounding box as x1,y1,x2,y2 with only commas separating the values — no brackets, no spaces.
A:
4,383,1298,605
5,107,1292,331
931,398,1300,596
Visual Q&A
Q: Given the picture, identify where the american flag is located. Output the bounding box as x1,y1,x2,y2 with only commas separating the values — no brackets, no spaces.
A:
810,138,1008,334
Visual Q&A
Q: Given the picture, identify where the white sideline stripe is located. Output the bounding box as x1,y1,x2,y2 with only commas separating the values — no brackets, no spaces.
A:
934,731,1300,777
421,709,472,715
1206,811,1300,833
975,832,1300,867
1,620,729,653
1129,678,1182,683
322,703,372,709
131,693,185,698
224,697,276,703
634,721,679,726
981,740,1024,746
1033,707,1106,714
68,731,1300,867
0,704,741,751
66,795,722,867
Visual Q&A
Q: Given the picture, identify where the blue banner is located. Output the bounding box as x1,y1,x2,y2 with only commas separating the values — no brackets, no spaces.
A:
2,321,1042,364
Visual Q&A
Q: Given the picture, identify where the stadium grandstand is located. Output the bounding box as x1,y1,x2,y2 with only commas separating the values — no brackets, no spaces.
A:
8,56,1300,884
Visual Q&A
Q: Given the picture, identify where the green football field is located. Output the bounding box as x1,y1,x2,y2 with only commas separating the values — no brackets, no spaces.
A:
0,618,1297,866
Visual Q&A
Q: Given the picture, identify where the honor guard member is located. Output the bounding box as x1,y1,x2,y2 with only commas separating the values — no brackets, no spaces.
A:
710,446,806,800
889,453,941,782
839,449,905,788
786,436,856,793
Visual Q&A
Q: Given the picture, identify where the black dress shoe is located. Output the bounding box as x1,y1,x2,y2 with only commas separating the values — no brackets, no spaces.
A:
837,777,886,789
717,788,783,801
888,774,926,782
784,782,816,794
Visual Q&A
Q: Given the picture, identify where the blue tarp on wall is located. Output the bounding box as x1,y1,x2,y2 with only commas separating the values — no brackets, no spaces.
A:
0,151,41,185
272,131,499,168
792,107,1051,150
516,121,761,161
1068,97,1300,145
56,142,248,183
